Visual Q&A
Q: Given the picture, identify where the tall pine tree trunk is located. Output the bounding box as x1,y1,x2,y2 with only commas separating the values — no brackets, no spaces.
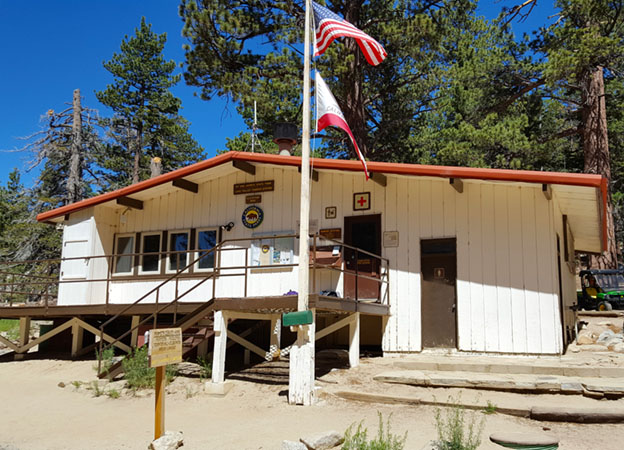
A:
68,89,83,204
343,3,369,159
582,66,617,268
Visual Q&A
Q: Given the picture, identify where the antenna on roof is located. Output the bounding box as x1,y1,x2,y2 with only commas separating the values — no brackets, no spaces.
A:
245,100,263,153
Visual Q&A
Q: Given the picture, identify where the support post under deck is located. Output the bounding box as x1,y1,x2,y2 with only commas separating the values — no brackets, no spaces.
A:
270,314,281,360
71,321,84,358
211,310,227,384
348,312,360,368
14,317,31,361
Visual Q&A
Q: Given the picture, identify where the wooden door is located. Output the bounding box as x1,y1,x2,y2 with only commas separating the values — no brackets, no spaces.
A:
421,238,457,348
344,214,381,300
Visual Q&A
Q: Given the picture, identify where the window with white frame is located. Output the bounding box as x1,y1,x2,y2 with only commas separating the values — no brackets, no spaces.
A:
195,228,218,271
114,234,135,275
168,230,190,272
140,232,162,274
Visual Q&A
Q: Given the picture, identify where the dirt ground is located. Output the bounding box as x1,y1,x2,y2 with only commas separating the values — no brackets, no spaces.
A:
0,356,623,450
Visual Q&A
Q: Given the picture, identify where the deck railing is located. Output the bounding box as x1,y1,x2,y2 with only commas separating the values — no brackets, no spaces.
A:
0,233,390,370
0,233,390,309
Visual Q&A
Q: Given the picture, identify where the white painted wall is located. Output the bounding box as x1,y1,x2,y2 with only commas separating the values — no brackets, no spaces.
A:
59,164,567,355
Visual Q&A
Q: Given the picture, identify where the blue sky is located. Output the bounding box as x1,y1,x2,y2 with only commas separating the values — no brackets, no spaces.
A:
0,1,555,188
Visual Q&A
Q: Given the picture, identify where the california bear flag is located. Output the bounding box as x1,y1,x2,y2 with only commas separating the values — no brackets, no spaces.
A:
315,72,369,179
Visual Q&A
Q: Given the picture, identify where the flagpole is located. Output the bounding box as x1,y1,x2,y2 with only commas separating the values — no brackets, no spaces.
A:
289,0,315,406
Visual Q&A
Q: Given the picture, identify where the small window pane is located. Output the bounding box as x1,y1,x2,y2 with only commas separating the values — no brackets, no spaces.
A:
197,230,216,269
142,234,161,272
115,236,134,274
169,233,188,271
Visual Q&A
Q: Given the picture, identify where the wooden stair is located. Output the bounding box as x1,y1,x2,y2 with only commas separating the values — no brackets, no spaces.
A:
98,299,216,379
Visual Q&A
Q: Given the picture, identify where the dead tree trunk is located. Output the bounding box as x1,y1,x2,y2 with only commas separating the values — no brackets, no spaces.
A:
68,89,83,204
582,66,618,268
132,123,142,185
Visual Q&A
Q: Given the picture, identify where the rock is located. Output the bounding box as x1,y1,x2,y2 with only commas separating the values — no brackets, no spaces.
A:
282,441,308,450
419,441,438,450
597,330,615,344
0,445,20,450
606,337,624,350
148,431,183,450
613,343,624,353
576,334,595,345
58,382,66,388
107,380,127,390
300,431,344,450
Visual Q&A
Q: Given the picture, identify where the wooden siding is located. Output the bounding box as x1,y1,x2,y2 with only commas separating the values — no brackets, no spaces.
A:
59,165,565,355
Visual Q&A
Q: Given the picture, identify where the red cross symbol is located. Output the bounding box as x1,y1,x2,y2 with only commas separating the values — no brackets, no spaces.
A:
354,193,369,210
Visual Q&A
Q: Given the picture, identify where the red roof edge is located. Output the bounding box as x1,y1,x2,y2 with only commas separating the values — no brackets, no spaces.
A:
37,151,607,222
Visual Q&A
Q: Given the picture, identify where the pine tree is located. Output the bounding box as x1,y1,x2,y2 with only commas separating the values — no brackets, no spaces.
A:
179,0,473,162
96,17,204,188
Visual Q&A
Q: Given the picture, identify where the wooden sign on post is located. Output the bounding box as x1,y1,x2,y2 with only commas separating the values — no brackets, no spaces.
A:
148,328,182,440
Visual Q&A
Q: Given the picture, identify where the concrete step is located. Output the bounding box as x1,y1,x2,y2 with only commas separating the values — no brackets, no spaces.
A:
373,370,624,399
329,389,624,423
390,357,624,378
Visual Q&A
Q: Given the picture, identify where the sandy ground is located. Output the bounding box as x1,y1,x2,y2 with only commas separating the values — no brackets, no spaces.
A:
0,357,623,450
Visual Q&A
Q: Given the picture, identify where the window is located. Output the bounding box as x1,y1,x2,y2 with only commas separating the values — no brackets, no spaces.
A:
195,228,217,271
140,232,162,274
168,231,190,272
114,234,135,275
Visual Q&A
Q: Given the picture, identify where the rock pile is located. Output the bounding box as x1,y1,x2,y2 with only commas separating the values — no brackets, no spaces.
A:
572,320,624,353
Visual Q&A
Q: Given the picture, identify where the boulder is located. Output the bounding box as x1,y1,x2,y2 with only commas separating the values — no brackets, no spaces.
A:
606,337,624,350
282,441,308,450
597,330,615,344
613,343,624,353
576,334,595,345
300,431,344,450
148,431,183,450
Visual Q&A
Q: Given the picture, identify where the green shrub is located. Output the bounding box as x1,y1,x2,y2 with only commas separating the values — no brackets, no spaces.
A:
95,346,116,377
483,401,497,415
434,400,485,450
90,381,104,397
107,388,120,399
342,413,407,450
0,319,19,341
122,346,177,390
197,355,212,381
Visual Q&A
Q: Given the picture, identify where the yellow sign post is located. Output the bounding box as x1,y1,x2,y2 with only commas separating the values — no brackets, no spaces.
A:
148,328,182,440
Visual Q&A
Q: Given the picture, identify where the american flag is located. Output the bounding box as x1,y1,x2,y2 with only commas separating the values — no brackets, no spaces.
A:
312,1,387,66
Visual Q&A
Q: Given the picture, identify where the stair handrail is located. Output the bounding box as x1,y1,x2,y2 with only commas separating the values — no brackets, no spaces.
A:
97,242,224,374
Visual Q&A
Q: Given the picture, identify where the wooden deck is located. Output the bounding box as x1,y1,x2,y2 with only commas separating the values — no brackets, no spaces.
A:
0,295,389,320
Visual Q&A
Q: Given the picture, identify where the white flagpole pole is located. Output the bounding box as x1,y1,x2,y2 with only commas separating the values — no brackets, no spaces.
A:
289,0,315,406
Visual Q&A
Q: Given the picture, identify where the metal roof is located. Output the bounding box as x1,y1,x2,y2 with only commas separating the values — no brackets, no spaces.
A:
37,151,608,252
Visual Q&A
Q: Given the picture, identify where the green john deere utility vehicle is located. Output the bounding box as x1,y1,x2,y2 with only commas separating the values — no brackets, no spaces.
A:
578,269,624,311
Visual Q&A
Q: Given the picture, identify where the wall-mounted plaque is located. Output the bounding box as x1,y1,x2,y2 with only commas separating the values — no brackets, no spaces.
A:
383,231,399,248
246,194,262,204
234,180,274,195
320,228,341,240
242,205,264,229
325,206,337,219
353,192,370,211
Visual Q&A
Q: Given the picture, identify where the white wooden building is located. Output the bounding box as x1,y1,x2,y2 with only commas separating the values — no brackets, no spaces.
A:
37,151,607,356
